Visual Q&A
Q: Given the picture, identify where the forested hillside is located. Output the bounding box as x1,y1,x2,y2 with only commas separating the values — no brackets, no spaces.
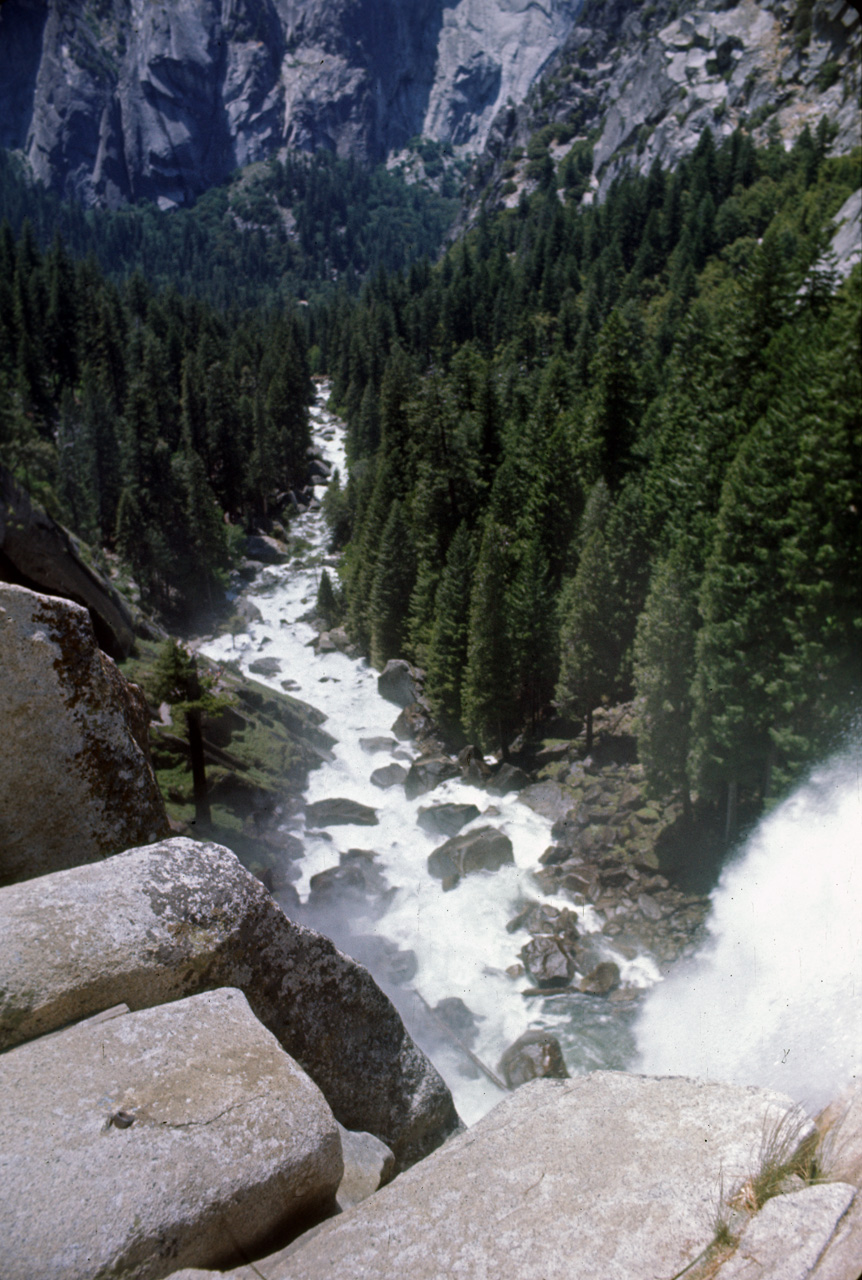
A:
0,149,457,311
0,223,311,616
312,124,861,816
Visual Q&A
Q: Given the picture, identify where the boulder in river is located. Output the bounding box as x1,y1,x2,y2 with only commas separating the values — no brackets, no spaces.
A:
370,763,408,790
427,826,515,887
245,534,289,564
377,659,423,708
432,997,482,1048
360,736,399,754
404,755,460,800
307,851,391,911
579,961,621,996
305,798,379,827
520,934,576,988
499,1030,570,1088
0,838,459,1170
417,803,481,837
1,988,342,1280
249,655,283,677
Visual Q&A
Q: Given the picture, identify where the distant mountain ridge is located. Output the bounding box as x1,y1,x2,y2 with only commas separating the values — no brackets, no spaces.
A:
0,0,583,208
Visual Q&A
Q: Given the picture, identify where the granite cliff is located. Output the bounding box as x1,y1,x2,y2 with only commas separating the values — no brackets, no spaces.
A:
0,0,583,208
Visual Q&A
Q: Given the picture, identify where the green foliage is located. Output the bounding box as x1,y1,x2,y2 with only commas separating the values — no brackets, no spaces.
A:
324,128,860,817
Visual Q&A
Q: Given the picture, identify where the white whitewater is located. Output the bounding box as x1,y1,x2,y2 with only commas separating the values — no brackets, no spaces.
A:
636,746,862,1110
199,385,656,1123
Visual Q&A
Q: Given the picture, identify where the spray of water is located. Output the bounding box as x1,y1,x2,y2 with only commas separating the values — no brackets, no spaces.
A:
636,745,862,1109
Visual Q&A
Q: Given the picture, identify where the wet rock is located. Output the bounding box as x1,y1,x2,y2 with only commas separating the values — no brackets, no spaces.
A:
416,803,480,837
316,632,338,653
578,961,621,996
520,935,576,988
245,534,288,564
432,997,481,1048
234,597,263,624
487,763,532,795
458,743,493,784
0,838,458,1169
0,585,168,885
404,755,459,800
249,656,283,677
1,989,343,1280
370,763,409,789
392,702,436,742
507,903,579,951
499,1031,570,1089
305,798,379,827
307,851,391,910
360,736,399,754
538,844,570,866
377,659,423,708
427,826,515,885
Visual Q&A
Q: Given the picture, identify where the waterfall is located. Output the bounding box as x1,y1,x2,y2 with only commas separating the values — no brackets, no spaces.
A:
635,745,862,1109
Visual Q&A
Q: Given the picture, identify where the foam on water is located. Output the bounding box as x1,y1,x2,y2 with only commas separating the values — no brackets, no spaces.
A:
636,746,862,1109
200,386,652,1123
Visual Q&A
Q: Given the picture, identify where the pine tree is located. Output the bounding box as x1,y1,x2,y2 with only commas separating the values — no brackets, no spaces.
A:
462,520,516,756
369,499,416,668
425,521,477,734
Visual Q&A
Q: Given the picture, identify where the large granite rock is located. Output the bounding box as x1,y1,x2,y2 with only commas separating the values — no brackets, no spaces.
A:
0,0,582,207
0,463,136,657
0,584,168,886
305,797,379,826
0,988,342,1280
200,1073,813,1280
0,837,458,1169
376,658,422,708
718,1183,856,1280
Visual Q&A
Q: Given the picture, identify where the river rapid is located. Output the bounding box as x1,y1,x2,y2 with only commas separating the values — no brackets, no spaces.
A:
200,384,862,1124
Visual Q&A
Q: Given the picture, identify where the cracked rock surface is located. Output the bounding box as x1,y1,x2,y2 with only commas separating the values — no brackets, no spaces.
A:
0,988,343,1280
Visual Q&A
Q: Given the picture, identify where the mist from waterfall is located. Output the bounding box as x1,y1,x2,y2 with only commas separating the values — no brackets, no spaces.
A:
635,743,862,1109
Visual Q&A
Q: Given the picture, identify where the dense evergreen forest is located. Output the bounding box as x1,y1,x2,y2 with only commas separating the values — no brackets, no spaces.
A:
0,220,312,615
0,148,458,311
1,120,859,824
310,123,861,816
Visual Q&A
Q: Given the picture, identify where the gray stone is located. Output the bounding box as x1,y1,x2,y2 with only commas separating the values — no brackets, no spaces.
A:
487,762,532,794
336,1123,395,1211
0,463,136,658
416,802,480,837
0,988,342,1280
718,1184,857,1280
370,763,409,789
360,736,399,754
499,1030,569,1088
229,1074,807,1280
518,781,575,822
305,797,379,826
0,838,459,1169
248,655,283,676
245,534,288,564
427,825,515,884
404,754,460,799
578,960,621,995
520,934,575,988
808,1190,862,1280
377,658,422,708
0,585,169,886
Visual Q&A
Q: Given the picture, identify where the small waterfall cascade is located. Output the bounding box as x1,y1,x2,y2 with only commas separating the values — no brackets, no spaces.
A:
635,746,862,1110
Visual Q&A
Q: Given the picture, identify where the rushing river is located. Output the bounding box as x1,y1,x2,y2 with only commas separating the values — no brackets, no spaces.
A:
200,385,861,1123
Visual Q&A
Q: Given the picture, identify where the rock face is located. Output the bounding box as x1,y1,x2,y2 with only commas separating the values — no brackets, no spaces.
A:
1,988,343,1280
1,463,136,657
228,1073,821,1280
0,0,583,207
0,837,458,1169
0,584,168,886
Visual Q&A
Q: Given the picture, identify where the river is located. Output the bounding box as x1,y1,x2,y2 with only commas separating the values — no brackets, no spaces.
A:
200,384,862,1124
